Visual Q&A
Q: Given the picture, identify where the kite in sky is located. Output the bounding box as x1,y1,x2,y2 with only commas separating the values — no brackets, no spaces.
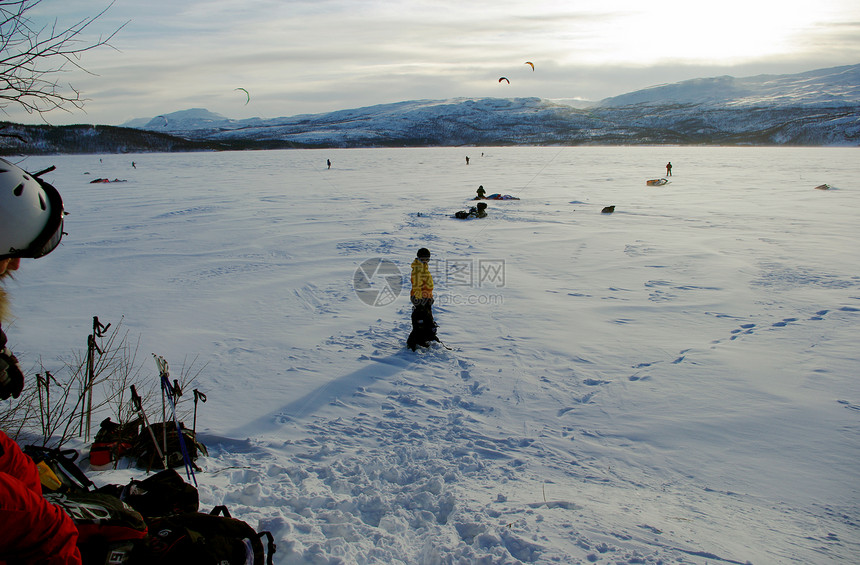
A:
525,61,534,71
235,87,250,105
499,77,510,84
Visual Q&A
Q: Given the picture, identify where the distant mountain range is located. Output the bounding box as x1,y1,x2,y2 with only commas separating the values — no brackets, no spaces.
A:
2,64,858,154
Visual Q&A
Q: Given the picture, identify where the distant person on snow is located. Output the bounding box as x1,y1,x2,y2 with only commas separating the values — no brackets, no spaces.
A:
327,159,331,169
475,185,486,199
0,158,82,565
465,156,470,165
666,162,672,176
454,202,488,219
408,248,439,350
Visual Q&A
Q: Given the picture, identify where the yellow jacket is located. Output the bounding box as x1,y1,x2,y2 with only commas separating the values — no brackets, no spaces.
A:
410,258,434,300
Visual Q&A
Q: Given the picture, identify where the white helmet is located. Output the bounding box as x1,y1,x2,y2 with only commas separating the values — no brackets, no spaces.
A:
0,158,65,259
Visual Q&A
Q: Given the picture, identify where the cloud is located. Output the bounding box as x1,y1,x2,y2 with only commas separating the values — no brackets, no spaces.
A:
4,0,859,125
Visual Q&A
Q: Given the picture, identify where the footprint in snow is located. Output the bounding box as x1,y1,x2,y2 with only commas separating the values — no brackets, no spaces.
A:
583,378,609,386
837,400,860,411
730,323,756,340
671,349,690,364
771,317,798,327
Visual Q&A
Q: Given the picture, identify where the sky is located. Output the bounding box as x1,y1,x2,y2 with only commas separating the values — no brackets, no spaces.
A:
3,0,860,126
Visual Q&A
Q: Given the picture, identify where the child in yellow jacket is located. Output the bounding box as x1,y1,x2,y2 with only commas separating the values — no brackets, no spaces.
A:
408,248,438,350
410,248,434,306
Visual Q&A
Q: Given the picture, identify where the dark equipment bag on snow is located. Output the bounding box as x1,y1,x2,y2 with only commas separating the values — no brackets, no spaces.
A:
44,490,148,565
130,421,207,471
98,468,199,520
141,505,276,565
407,302,439,351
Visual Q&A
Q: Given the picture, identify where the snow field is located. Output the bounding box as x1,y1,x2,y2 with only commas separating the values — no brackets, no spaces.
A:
5,146,859,563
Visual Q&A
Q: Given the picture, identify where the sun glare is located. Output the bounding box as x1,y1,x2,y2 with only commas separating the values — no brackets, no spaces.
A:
566,0,831,65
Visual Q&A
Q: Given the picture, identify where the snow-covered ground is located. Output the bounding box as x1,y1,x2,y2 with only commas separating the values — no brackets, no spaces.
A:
5,146,859,564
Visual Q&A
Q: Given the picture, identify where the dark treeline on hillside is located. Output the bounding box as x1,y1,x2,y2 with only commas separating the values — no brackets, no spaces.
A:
2,102,858,155
0,123,309,155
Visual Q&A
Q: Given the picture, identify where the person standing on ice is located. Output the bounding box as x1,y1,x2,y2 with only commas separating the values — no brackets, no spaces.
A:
407,248,439,350
666,161,673,176
410,247,434,307
0,158,82,564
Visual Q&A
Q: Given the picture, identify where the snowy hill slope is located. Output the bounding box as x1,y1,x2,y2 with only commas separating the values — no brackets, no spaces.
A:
595,64,860,108
130,98,618,146
585,64,860,146
124,65,859,147
2,64,857,154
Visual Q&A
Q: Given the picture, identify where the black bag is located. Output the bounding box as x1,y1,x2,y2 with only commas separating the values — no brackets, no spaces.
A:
130,421,207,471
98,468,199,520
141,506,276,565
454,210,469,219
24,445,95,493
44,490,148,565
407,303,439,351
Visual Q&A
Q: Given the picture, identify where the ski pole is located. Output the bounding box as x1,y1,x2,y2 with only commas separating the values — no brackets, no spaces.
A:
131,385,166,469
83,316,110,442
161,373,197,487
172,379,182,403
192,389,206,433
36,374,46,439
157,357,167,463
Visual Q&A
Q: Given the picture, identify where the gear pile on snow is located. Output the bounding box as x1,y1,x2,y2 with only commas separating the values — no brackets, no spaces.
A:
27,446,276,565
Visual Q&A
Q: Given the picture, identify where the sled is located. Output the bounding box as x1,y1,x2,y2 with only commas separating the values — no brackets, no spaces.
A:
646,178,669,186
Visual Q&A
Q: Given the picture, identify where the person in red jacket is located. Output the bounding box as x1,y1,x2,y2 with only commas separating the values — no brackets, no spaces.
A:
1,157,81,565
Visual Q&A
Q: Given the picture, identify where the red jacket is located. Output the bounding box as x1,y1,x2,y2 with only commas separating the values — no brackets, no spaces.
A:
1,433,82,565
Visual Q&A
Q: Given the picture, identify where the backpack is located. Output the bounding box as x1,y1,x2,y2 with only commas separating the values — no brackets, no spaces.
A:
24,445,96,493
98,468,199,520
90,417,140,467
407,303,439,351
454,210,469,219
129,421,207,471
140,506,276,565
44,490,148,565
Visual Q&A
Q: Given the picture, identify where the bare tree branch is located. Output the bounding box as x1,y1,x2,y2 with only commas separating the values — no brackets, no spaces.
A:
0,0,125,120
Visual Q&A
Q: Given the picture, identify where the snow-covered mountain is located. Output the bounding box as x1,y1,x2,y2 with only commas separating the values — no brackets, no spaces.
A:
2,64,857,155
595,64,860,108
124,108,236,130
584,64,860,146
126,98,608,146
122,64,859,147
